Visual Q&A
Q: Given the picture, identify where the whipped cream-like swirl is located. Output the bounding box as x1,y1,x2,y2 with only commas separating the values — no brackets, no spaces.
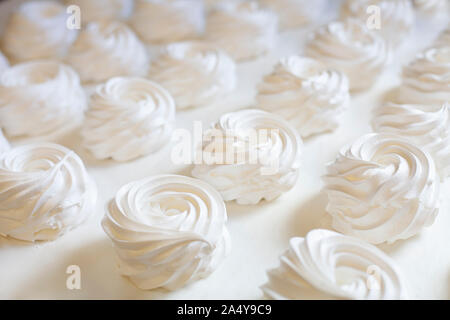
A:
262,229,408,300
0,143,97,241
257,56,350,138
324,133,439,244
102,174,231,290
82,77,176,161
148,41,236,109
67,20,149,83
64,0,134,23
0,60,87,138
0,130,10,154
0,51,9,76
192,109,302,205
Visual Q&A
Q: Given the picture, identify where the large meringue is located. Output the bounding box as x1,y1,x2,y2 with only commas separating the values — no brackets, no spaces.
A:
256,56,350,138
305,19,388,92
324,133,439,244
82,77,176,161
1,1,78,62
148,41,236,109
0,130,10,154
130,0,205,44
66,20,149,83
262,229,408,300
102,174,231,290
0,51,9,76
0,143,97,242
191,109,302,205
64,0,134,23
0,60,87,138
205,1,278,61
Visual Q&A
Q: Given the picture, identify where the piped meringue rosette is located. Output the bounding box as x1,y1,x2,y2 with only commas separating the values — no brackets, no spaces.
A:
0,143,97,242
64,0,134,24
148,41,236,109
324,133,439,244
305,19,388,92
1,0,78,62
67,20,149,84
257,56,350,138
0,130,10,154
0,60,87,138
191,109,302,205
102,174,231,290
82,77,176,161
205,1,278,61
0,51,9,76
262,229,408,300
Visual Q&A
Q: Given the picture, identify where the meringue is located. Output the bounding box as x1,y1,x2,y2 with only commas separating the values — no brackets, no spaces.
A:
413,0,449,18
66,20,149,83
305,19,388,91
191,109,302,205
257,56,350,138
262,229,408,300
0,130,10,154
1,1,78,62
0,60,87,138
102,174,231,290
205,1,278,61
0,143,97,241
148,41,236,109
130,0,205,44
64,0,134,23
82,77,176,161
0,51,9,76
324,133,439,244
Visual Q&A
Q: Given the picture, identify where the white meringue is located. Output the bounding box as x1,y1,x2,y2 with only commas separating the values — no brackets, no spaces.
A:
148,41,236,109
1,1,78,62
102,174,231,290
305,19,388,92
191,109,302,205
257,56,350,138
82,77,176,161
0,60,87,138
0,143,97,242
324,133,439,244
413,0,449,18
0,130,10,154
64,0,134,23
262,229,408,300
66,20,149,83
130,0,205,44
205,1,278,61
0,51,9,76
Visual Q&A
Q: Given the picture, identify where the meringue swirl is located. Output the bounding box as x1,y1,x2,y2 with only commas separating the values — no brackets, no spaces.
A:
148,41,236,109
0,60,87,138
262,229,408,300
82,77,176,161
102,174,231,290
257,56,350,138
0,129,10,154
0,143,97,242
64,0,134,23
324,133,439,244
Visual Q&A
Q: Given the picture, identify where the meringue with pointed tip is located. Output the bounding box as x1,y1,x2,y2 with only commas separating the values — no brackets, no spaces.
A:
64,0,134,23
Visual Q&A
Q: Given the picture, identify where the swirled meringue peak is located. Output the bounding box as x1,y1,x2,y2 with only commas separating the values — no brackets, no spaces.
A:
130,0,205,44
1,1,78,62
257,56,350,138
102,174,231,290
191,109,302,205
0,60,87,138
66,20,149,84
305,19,388,92
0,51,9,76
0,129,10,154
205,1,278,61
82,77,176,161
64,0,134,23
324,133,439,244
262,229,408,300
0,143,97,242
148,41,236,109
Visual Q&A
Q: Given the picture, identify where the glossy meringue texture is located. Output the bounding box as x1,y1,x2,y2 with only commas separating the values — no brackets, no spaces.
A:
324,133,439,244
0,143,97,242
64,0,134,24
305,19,388,92
0,60,87,138
102,174,231,290
1,0,78,63
192,109,303,205
0,129,10,154
82,77,176,161
148,41,237,109
257,56,350,138
262,229,408,300
66,20,149,84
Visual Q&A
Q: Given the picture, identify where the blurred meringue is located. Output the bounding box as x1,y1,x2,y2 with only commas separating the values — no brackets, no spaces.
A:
64,0,134,23
0,129,10,154
0,51,9,76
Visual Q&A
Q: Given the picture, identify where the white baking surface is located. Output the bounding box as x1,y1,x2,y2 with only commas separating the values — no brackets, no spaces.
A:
0,0,449,299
